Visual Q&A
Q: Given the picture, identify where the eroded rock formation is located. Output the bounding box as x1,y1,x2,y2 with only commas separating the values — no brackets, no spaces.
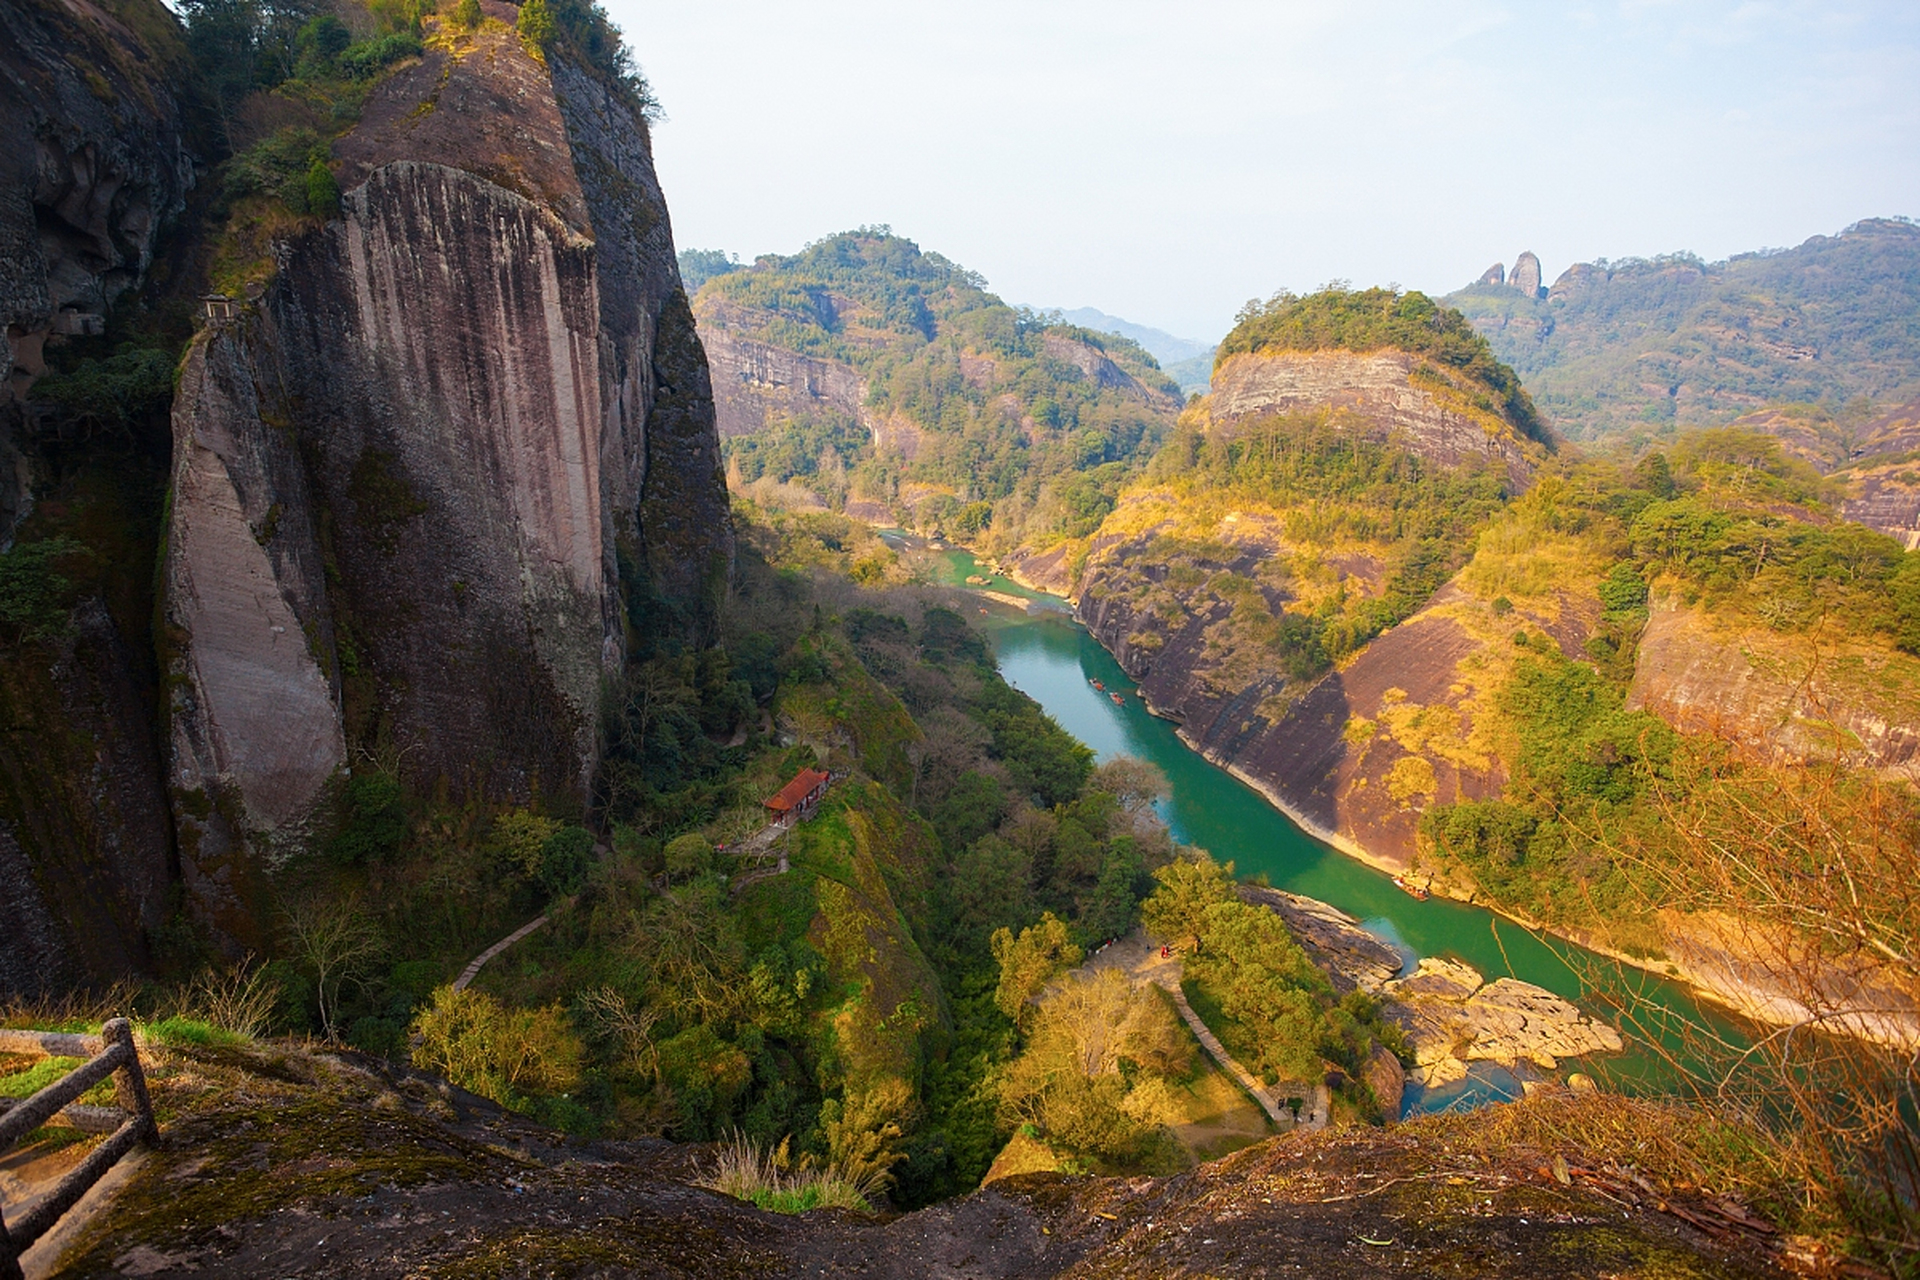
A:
1040,333,1181,410
700,323,867,440
1204,350,1539,487
1240,885,1404,993
0,0,196,415
162,28,730,942
1627,598,1920,776
1381,958,1624,1088
1509,251,1543,298
0,0,198,992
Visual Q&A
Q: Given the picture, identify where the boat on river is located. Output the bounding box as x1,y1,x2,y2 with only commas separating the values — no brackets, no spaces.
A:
1109,691,1125,706
1393,876,1431,901
1090,679,1105,691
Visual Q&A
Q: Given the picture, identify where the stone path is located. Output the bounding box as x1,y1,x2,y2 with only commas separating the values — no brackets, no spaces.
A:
1080,930,1327,1131
452,915,549,992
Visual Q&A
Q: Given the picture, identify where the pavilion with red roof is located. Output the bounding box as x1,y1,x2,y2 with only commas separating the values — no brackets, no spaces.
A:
764,767,830,828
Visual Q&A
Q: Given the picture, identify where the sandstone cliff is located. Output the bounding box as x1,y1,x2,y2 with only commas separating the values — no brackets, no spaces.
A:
700,317,868,440
0,0,200,993
1627,597,1920,776
161,22,730,938
1204,350,1541,488
1075,498,1598,869
0,0,197,421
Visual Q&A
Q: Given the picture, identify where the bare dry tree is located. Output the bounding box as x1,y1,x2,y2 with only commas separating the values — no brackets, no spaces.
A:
177,955,282,1039
1574,755,1920,1270
576,985,662,1083
280,892,384,1041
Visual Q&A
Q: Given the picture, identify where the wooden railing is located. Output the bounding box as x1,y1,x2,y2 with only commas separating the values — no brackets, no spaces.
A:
0,1020,156,1280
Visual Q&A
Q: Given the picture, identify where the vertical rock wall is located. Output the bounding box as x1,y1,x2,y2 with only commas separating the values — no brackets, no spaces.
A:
0,0,197,991
162,36,731,939
551,60,731,621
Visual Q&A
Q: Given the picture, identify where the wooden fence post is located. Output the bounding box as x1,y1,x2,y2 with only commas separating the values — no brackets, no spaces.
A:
101,1019,156,1144
1,1197,23,1280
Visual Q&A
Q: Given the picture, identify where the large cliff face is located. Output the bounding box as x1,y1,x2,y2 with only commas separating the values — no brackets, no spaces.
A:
0,0,198,992
0,0,196,412
1205,350,1541,488
1075,496,1599,869
1627,598,1920,776
163,25,730,940
699,316,868,440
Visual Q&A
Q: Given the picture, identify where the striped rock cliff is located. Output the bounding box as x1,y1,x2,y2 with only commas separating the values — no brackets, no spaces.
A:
162,20,729,946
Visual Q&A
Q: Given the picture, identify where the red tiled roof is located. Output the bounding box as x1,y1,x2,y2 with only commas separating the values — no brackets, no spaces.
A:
765,768,829,813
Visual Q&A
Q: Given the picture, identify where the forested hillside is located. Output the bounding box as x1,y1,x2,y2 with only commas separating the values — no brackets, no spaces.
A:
687,230,1182,550
1448,218,1920,442
1060,289,1919,1016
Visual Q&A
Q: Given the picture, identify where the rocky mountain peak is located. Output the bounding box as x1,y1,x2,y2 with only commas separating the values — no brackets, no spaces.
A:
1478,261,1506,286
1510,251,1544,297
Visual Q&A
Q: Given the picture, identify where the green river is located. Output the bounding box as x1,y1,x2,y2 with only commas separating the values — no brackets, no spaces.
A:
901,539,1745,1116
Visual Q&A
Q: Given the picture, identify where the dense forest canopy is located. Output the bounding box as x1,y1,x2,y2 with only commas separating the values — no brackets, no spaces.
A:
1447,219,1920,442
695,229,1182,549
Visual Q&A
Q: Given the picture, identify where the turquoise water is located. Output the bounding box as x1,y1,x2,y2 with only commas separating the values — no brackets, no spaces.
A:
906,539,1743,1113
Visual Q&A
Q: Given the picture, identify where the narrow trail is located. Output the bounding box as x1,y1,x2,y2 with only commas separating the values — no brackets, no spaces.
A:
1081,929,1329,1131
452,915,550,992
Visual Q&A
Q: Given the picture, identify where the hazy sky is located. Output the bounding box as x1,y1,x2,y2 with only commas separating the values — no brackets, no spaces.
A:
609,1,1920,341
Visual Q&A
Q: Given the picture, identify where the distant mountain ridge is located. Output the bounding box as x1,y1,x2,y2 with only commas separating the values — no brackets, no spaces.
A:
687,230,1183,545
1447,218,1920,442
1049,306,1217,396
1051,307,1211,366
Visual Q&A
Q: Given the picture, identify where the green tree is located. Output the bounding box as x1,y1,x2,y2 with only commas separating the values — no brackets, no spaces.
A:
453,0,481,29
305,158,341,218
516,0,555,46
1138,851,1235,952
493,810,560,878
664,832,714,882
538,825,593,895
989,912,1081,1026
0,538,82,642
328,772,409,865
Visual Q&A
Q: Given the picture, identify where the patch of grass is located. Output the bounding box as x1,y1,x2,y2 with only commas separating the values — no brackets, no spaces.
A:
696,1132,876,1214
0,1056,94,1098
144,1016,249,1049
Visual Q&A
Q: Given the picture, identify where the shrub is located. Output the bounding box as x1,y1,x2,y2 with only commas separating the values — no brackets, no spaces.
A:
1597,561,1649,612
336,31,422,77
516,0,555,48
176,958,281,1038
305,160,341,219
411,986,584,1106
29,347,174,434
0,537,83,642
699,1133,877,1214
538,824,593,895
329,772,409,865
663,831,714,881
493,810,560,878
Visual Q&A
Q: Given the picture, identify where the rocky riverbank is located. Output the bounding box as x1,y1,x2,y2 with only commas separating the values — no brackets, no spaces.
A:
1241,887,1625,1094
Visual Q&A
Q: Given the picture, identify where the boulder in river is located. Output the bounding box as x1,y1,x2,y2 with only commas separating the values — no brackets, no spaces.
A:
1382,958,1623,1084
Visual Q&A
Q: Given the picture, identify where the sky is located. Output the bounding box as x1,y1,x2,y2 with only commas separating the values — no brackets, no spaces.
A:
607,0,1920,342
